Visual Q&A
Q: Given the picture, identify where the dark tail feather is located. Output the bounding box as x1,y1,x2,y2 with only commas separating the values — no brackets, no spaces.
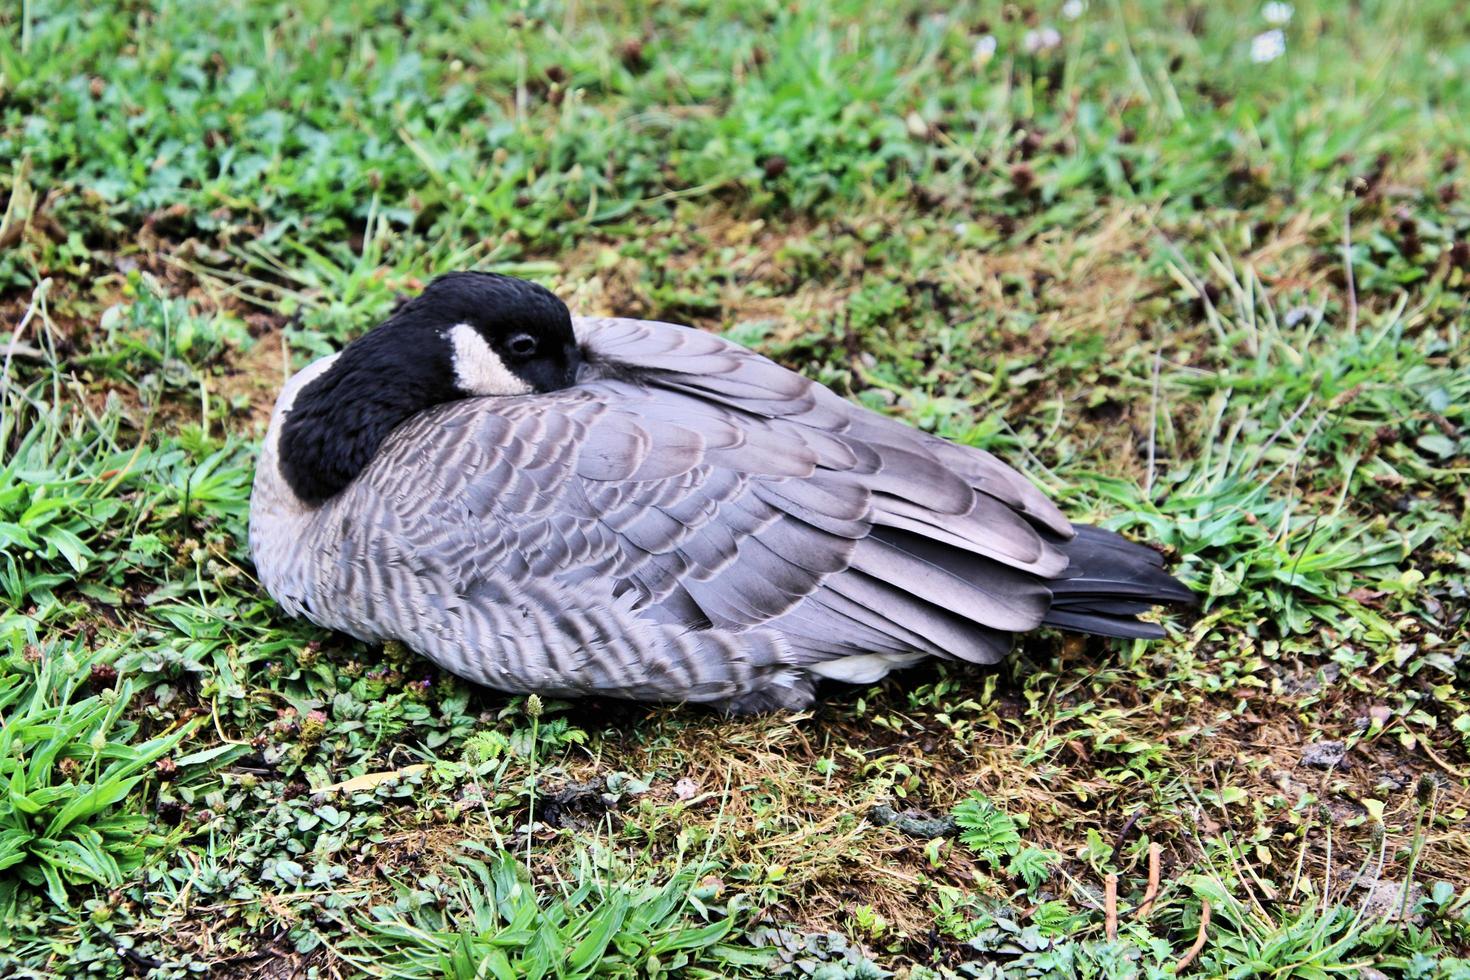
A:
1043,525,1195,639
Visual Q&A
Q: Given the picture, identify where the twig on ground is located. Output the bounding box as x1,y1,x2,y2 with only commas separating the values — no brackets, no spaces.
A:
1418,736,1470,779
0,341,43,360
1342,208,1357,335
1174,900,1211,972
94,927,165,973
1104,873,1119,941
1113,808,1145,858
2,278,50,396
1145,351,1160,496
1137,843,1162,921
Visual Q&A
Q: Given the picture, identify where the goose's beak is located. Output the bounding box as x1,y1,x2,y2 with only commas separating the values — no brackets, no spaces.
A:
559,343,584,390
526,343,583,393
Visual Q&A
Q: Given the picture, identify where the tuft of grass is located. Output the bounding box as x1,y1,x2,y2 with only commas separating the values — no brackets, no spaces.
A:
351,845,766,979
0,637,194,909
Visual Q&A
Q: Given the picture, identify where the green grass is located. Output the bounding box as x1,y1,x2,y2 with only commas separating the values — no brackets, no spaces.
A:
2,0,1469,976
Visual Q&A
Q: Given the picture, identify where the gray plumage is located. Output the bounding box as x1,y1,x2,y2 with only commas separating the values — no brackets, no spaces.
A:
251,284,1192,714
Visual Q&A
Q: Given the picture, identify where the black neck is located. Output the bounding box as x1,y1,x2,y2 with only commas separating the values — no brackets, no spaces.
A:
277,326,455,506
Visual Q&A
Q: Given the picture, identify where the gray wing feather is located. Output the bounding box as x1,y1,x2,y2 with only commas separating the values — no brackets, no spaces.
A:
297,316,1075,704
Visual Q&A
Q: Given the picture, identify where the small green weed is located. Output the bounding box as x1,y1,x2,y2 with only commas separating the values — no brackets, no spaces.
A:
0,636,193,909
353,845,765,979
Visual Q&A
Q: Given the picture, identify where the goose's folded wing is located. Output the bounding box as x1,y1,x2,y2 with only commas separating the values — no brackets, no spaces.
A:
575,315,1074,542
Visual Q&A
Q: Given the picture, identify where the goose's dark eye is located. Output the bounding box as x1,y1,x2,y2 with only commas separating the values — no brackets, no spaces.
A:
507,333,537,357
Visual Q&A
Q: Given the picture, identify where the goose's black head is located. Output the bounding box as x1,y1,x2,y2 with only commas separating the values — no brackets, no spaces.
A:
276,272,582,507
405,271,582,397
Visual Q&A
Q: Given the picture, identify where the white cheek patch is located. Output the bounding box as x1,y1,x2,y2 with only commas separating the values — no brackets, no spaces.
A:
448,323,533,396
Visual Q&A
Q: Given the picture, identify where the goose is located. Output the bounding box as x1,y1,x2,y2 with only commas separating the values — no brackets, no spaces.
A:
249,272,1194,713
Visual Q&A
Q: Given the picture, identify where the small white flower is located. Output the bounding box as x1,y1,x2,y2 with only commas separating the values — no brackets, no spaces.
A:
1023,26,1062,54
1284,305,1313,327
1262,2,1294,25
1062,0,1086,20
973,34,998,66
1251,29,1286,63
953,222,969,236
